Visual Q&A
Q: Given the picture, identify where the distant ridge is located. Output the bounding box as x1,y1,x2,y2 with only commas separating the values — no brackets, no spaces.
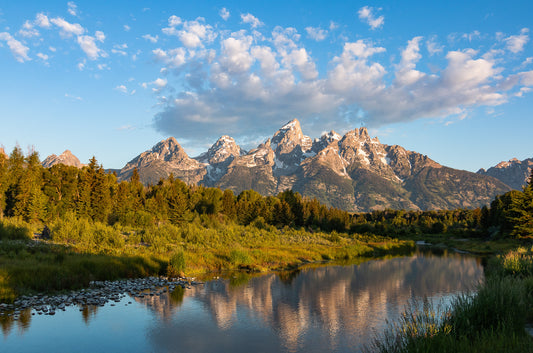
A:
478,157,533,190
116,119,510,212
42,150,84,168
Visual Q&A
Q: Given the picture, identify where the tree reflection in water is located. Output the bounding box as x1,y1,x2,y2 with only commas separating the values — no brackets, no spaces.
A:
0,250,484,353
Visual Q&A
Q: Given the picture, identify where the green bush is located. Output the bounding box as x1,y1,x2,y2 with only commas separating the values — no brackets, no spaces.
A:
168,249,186,277
229,248,251,266
0,218,32,240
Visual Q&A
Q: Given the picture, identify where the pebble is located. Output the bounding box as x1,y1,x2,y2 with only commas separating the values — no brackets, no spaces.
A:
0,276,202,317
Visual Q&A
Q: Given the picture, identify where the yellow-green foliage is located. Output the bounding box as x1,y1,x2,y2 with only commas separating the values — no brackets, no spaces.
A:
0,218,32,240
0,215,414,301
493,246,533,277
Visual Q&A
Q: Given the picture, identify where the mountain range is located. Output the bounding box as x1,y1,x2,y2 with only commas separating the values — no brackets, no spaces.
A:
37,119,529,212
477,158,533,190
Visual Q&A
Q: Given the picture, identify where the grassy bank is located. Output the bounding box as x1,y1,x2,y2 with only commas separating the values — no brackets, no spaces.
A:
369,246,533,353
0,217,414,303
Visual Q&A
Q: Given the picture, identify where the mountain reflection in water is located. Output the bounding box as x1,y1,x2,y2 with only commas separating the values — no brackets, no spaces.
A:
1,249,484,353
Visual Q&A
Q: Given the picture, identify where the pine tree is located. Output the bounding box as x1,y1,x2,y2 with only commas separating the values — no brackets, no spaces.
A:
510,169,533,237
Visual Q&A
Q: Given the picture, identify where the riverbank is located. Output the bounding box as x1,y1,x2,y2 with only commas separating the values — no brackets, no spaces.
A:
369,246,533,353
0,217,414,303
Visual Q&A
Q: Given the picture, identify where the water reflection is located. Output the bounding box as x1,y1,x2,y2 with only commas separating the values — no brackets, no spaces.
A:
147,249,484,352
1,250,484,353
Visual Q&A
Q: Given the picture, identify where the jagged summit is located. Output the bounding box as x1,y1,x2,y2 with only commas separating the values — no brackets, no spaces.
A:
196,135,245,165
42,150,83,168
271,119,313,153
147,137,189,162
478,157,533,190
118,136,205,185
116,119,510,211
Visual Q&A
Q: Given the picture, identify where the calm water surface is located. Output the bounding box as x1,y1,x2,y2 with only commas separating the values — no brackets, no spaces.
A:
1,249,484,352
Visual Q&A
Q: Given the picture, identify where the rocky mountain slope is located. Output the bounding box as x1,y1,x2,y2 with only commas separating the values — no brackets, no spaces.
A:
118,137,206,186
117,119,511,212
477,158,533,190
42,150,84,168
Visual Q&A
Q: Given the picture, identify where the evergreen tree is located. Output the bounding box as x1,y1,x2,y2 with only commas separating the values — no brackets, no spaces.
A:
510,169,533,237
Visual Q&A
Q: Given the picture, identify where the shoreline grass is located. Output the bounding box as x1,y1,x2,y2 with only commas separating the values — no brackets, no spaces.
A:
368,246,533,353
0,217,414,303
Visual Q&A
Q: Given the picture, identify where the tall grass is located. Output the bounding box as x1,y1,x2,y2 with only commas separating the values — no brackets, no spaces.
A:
0,216,415,302
368,247,533,353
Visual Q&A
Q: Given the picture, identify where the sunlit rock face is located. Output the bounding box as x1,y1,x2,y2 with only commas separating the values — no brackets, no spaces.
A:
478,157,533,190
42,150,84,168
117,119,511,211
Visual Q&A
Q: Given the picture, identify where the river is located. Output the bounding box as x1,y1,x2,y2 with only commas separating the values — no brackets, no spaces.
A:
1,248,484,352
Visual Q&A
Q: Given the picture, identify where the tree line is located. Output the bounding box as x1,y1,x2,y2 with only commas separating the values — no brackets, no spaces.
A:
0,146,531,238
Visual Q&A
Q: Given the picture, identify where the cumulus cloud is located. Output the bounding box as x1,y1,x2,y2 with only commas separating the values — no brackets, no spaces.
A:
162,16,216,48
50,17,85,37
0,32,31,62
505,28,529,53
35,13,51,28
77,35,104,60
305,26,327,41
240,13,263,28
219,8,230,21
19,21,40,38
142,34,158,43
358,6,384,30
36,52,49,61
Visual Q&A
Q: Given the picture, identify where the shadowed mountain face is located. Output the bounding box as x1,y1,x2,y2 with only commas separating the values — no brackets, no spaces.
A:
477,157,533,190
116,119,511,212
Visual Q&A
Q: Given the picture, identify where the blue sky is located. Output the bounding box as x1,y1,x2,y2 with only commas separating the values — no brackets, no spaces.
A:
0,0,532,171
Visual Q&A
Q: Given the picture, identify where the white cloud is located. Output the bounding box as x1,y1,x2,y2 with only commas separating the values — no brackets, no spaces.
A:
95,31,105,42
0,32,31,62
162,17,216,48
219,36,254,73
219,8,230,21
77,35,104,60
168,15,182,27
115,85,128,94
152,47,187,68
50,17,85,37
67,2,78,17
19,21,40,38
124,25,131,32
358,6,384,30
395,36,425,86
154,78,167,88
505,28,529,53
426,35,443,56
36,52,49,61
35,13,51,28
112,43,127,55
142,34,158,43
305,26,327,41
65,93,82,101
148,15,533,148
49,46,56,52
240,13,263,28
462,30,481,42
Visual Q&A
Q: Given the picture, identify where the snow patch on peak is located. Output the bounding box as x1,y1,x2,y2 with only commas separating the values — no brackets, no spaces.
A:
280,119,299,131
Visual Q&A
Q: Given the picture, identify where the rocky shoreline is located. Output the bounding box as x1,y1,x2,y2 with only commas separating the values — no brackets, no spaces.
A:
0,276,203,320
